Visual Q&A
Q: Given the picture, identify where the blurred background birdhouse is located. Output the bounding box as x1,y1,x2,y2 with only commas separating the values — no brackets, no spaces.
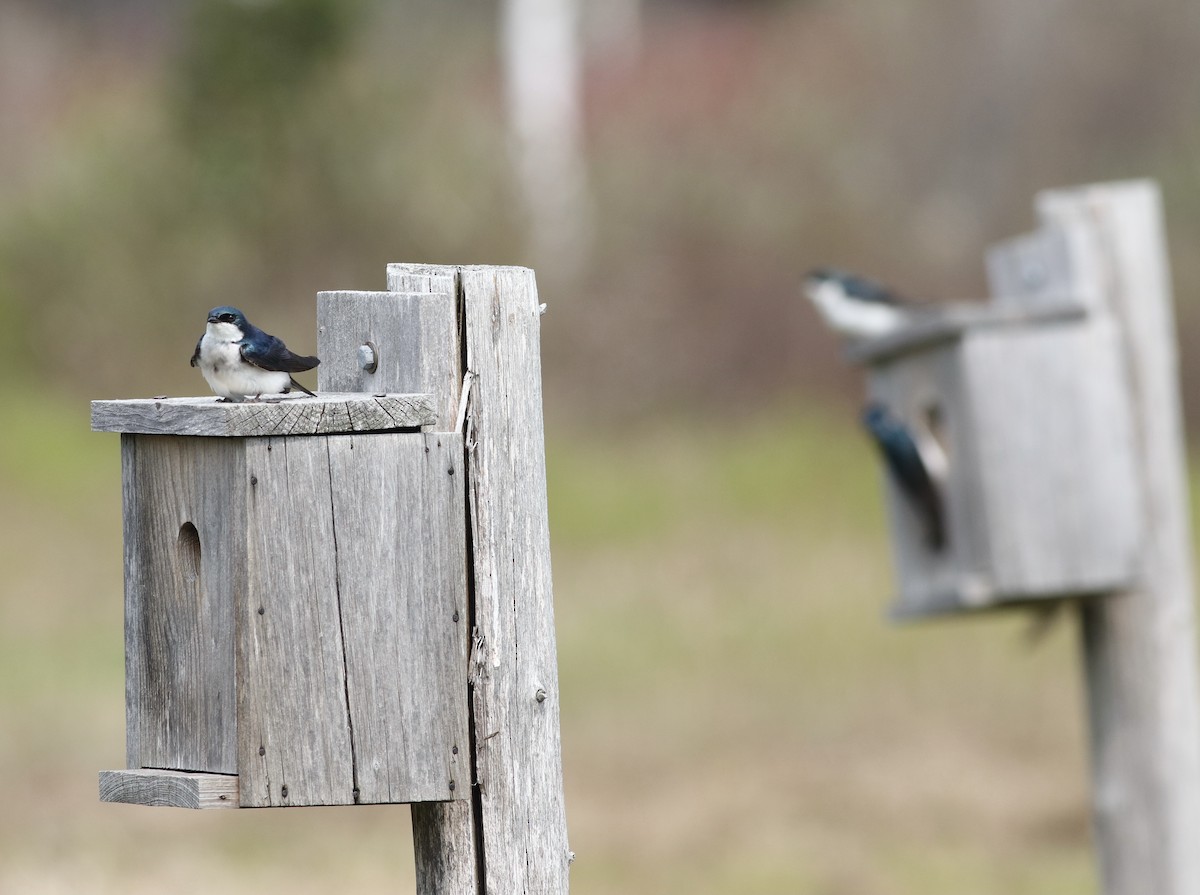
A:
849,221,1144,619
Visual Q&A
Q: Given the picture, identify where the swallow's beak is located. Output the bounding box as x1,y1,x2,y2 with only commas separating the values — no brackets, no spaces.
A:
207,315,220,324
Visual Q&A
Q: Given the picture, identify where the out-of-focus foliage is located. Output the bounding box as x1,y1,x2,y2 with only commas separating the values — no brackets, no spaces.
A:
2,0,1200,415
174,0,360,208
0,0,514,397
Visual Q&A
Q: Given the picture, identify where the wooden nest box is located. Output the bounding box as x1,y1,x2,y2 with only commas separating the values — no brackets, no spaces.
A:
89,262,573,895
91,392,469,808
848,223,1145,619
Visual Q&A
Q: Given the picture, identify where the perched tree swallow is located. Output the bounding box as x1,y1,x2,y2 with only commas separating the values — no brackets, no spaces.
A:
804,267,910,340
190,306,319,402
861,401,946,551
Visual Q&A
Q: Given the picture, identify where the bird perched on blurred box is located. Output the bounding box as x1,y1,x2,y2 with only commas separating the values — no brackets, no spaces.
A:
191,306,319,402
861,401,946,552
803,267,912,340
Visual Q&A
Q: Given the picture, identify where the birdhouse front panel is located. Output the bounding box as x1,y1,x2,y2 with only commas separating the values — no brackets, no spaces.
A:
101,395,469,808
238,432,470,807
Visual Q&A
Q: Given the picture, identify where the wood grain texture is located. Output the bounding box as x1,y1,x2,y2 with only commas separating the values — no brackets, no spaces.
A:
99,769,239,809
238,437,355,808
122,435,240,774
382,266,485,894
317,291,460,429
92,393,435,437
328,432,470,804
460,265,571,894
386,263,572,894
1035,182,1200,895
385,264,457,297
412,801,480,894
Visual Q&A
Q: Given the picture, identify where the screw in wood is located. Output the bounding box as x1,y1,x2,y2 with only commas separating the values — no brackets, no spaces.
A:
535,688,547,703
358,341,379,374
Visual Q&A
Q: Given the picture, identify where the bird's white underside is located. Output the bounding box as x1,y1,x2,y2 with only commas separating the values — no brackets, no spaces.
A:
806,280,906,340
197,324,291,400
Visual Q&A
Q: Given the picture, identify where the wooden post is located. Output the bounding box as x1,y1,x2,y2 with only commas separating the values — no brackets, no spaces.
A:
318,264,572,895
995,182,1200,895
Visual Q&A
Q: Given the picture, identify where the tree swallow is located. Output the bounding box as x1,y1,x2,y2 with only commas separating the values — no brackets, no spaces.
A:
190,306,319,402
861,401,946,551
804,267,910,340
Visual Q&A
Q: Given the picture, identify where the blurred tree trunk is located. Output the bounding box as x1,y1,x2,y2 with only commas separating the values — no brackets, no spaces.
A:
501,0,593,280
588,0,642,70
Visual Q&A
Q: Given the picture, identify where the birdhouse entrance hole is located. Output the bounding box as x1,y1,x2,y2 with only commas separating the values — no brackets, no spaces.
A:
177,522,201,585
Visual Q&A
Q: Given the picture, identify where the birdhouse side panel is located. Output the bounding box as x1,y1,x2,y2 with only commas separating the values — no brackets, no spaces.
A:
238,436,355,808
327,432,470,804
962,319,1142,597
122,434,242,775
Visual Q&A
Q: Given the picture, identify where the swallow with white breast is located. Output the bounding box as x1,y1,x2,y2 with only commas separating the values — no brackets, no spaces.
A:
190,306,319,402
804,267,911,340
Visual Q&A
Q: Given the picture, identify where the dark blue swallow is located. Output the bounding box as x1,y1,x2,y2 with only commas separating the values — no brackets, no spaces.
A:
190,306,319,402
804,267,909,340
861,401,946,551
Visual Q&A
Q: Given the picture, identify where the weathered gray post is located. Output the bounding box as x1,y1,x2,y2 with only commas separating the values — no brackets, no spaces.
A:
995,182,1200,895
320,264,572,894
92,263,571,894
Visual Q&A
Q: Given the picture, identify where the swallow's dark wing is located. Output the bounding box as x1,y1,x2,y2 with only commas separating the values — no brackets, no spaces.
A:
240,333,320,374
841,272,906,306
190,336,202,367
862,405,945,550
806,267,907,306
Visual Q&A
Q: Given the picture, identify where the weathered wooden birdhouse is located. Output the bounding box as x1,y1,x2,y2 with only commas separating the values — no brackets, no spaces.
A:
91,392,469,808
848,229,1144,619
94,265,572,892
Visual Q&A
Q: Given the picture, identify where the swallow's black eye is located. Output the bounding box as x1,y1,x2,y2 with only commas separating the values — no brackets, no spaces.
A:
218,313,236,323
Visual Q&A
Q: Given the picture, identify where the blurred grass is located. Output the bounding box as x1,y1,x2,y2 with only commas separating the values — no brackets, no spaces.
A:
0,391,1099,894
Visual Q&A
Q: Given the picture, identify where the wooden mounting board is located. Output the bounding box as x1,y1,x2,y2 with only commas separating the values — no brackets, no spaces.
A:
99,769,239,810
91,392,436,437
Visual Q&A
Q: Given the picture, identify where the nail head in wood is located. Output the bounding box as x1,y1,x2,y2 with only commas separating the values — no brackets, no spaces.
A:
358,341,379,374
